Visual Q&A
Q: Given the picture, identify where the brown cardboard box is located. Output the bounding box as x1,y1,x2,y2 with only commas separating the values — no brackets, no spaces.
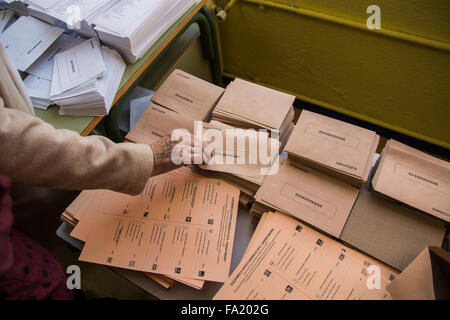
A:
341,187,446,271
387,247,450,300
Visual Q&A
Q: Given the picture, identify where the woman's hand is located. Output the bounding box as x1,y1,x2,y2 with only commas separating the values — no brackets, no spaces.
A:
150,131,213,176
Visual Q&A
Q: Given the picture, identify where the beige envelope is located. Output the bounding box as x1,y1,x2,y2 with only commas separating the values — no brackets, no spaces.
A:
151,69,224,121
255,161,360,238
371,139,450,222
341,187,446,271
387,247,450,300
214,211,398,300
126,103,197,144
285,110,379,186
213,78,295,130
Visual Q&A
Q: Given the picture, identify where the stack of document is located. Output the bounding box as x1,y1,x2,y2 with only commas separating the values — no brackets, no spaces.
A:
50,38,126,116
62,167,240,290
212,78,296,148
3,0,28,16
24,0,120,37
285,110,380,187
151,69,225,121
371,139,450,222
0,8,15,33
0,15,64,71
23,33,84,110
251,160,359,238
214,211,398,300
91,0,198,63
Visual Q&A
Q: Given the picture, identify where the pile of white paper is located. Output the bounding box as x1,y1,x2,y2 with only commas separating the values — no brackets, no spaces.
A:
50,37,126,116
91,0,197,63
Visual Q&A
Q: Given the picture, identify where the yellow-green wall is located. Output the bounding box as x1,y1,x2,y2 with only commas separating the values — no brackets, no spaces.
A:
215,0,450,148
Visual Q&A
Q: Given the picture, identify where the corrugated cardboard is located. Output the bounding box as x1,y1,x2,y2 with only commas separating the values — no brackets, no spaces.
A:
341,187,446,271
387,247,450,300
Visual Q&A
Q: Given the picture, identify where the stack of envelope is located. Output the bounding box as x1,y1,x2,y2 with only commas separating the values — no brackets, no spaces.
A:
151,69,225,121
50,38,126,116
23,33,85,110
371,139,450,222
212,78,295,149
285,110,380,187
91,0,197,63
251,160,360,238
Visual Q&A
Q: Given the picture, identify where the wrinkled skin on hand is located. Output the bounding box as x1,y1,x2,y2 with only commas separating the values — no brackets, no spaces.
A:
150,132,214,177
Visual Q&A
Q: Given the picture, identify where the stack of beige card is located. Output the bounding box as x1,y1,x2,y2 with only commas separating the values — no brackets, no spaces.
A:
285,110,380,187
214,211,398,300
251,160,360,238
126,103,196,144
212,78,295,148
371,139,450,222
62,167,240,290
341,186,446,271
151,69,225,121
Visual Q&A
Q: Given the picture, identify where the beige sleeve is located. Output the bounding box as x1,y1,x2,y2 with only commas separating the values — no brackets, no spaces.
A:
0,98,154,195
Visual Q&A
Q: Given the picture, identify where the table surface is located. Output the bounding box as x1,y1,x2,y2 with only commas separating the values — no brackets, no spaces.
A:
34,0,206,136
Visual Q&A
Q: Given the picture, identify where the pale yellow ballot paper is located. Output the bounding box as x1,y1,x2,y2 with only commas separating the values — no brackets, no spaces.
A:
75,168,240,282
214,212,398,300
151,69,224,120
254,161,359,238
372,140,450,222
285,110,379,186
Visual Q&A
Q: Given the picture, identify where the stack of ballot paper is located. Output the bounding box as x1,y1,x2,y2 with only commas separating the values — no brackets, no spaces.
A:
212,78,295,148
90,0,198,63
152,69,225,121
0,15,64,71
214,211,398,300
62,167,240,290
24,0,120,38
0,8,15,33
23,33,84,110
285,110,380,187
50,38,126,116
371,139,450,222
251,160,360,238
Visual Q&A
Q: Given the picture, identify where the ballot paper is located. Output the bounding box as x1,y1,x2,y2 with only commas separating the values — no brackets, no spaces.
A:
52,44,125,116
92,0,197,63
72,168,240,282
214,211,398,300
285,110,379,187
152,69,225,121
51,37,106,95
26,33,85,81
386,247,450,300
371,139,450,222
0,15,63,71
254,160,359,238
213,78,295,131
0,9,14,32
23,74,52,109
64,186,205,290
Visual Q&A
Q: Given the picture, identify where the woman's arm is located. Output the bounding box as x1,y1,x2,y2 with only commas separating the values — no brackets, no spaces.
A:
0,98,154,195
